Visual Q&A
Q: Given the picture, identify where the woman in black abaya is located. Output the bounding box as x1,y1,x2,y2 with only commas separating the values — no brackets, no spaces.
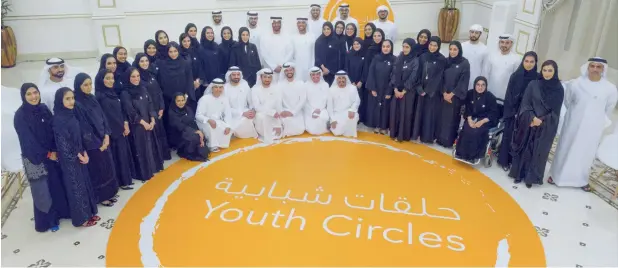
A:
199,26,222,90
157,41,196,111
113,46,131,75
334,21,346,40
435,41,470,147
185,23,199,39
314,22,341,86
133,53,172,160
167,93,210,161
74,73,119,206
509,60,563,188
412,36,446,143
455,76,499,161
52,87,100,227
413,29,431,57
155,30,170,60
94,69,136,190
218,26,236,78
498,51,538,171
143,39,160,74
342,23,358,53
121,67,163,180
389,38,419,141
230,27,261,87
14,83,70,232
345,37,365,119
98,53,123,94
180,33,205,101
365,39,396,134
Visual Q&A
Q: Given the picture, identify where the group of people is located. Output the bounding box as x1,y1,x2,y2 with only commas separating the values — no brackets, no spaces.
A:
12,2,617,233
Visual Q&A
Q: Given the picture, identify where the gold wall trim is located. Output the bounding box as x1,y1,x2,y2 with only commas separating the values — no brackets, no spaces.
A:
102,25,123,47
515,29,531,56
98,0,117,8
522,0,537,15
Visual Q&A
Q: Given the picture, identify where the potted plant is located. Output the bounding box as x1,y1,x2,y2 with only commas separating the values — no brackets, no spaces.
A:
2,0,17,68
438,0,460,43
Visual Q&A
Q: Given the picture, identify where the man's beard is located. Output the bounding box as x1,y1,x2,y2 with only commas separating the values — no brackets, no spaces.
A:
470,35,479,42
52,72,65,79
286,73,294,79
231,78,240,83
380,15,387,20
338,82,346,87
500,46,510,52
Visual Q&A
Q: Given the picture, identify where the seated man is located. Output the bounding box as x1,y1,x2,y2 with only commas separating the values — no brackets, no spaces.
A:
195,78,233,152
304,67,330,135
328,71,361,137
224,66,258,139
278,62,307,137
251,68,283,144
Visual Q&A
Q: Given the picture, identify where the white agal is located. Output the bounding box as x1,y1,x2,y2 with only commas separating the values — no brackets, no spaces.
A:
328,82,361,137
225,80,258,138
195,94,233,149
280,78,307,137
251,83,283,144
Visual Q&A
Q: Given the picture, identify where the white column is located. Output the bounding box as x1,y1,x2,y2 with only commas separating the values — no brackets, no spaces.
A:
89,0,127,56
486,1,518,54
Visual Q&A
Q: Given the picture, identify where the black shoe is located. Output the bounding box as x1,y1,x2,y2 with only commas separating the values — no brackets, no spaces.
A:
502,165,510,172
526,183,532,189
514,179,522,184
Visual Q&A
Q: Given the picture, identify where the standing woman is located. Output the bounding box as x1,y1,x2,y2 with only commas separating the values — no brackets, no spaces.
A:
133,53,171,160
157,42,196,111
199,26,222,90
143,39,160,74
98,54,123,94
389,38,419,142
413,29,431,57
167,93,210,161
120,67,162,181
185,23,199,39
365,39,396,134
362,23,377,55
113,46,131,75
362,28,385,87
94,69,136,190
14,83,70,232
412,36,446,143
334,21,346,40
498,51,538,171
509,60,564,188
230,27,261,87
218,27,236,78
155,30,170,59
345,38,365,119
52,87,100,227
73,73,119,206
435,41,470,147
454,76,499,162
314,22,341,86
179,33,205,101
342,23,358,53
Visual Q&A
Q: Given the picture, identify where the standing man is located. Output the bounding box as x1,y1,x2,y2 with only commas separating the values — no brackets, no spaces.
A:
372,5,397,43
461,24,487,90
292,17,315,82
549,57,618,192
224,66,258,139
278,63,307,137
211,10,225,44
308,4,326,40
482,34,520,101
37,57,81,112
247,11,261,51
259,17,294,83
331,3,359,31
251,68,283,144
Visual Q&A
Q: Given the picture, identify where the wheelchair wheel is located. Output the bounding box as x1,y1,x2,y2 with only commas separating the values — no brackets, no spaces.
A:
483,155,492,168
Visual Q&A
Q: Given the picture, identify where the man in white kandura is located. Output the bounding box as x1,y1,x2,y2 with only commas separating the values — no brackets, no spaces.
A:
211,10,226,44
246,11,261,53
482,34,520,100
278,63,307,137
372,5,397,43
549,57,618,192
196,78,233,152
462,24,487,90
308,4,326,41
252,68,283,143
259,16,294,83
304,67,330,135
332,3,359,31
328,71,360,137
38,57,82,112
292,17,315,82
224,66,258,139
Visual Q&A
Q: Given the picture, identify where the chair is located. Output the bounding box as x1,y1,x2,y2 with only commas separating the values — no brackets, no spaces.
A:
596,122,618,199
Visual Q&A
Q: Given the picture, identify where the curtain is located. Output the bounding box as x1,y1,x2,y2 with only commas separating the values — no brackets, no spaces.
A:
536,0,618,84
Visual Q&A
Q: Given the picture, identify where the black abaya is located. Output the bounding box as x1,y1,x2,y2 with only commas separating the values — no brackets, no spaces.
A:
389,38,420,141
315,22,342,86
509,79,564,185
365,47,396,130
199,26,222,87
229,27,261,87
455,88,499,161
217,27,236,78
157,42,196,111
167,94,210,161
345,38,366,122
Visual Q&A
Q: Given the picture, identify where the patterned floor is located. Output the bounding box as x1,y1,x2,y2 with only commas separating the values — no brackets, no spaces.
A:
1,128,618,267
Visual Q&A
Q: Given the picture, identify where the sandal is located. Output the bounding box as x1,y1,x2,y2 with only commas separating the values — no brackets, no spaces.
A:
547,177,556,185
101,201,114,207
581,185,592,192
82,219,98,227
120,186,134,190
109,198,118,203
91,215,101,221
50,225,60,232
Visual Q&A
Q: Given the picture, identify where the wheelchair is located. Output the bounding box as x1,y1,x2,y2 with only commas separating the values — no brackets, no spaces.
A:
452,98,505,168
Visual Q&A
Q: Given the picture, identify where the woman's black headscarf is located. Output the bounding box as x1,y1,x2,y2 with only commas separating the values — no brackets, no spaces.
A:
168,92,188,116
98,53,115,71
334,21,346,40
94,69,117,100
538,60,564,112
200,26,218,51
220,26,235,48
52,87,91,133
154,30,170,59
514,51,539,86
412,29,432,56
366,28,386,54
132,52,154,82
121,67,145,99
349,37,364,57
427,36,442,61
399,38,417,62
375,39,394,58
317,22,340,48
16,83,55,164
143,39,158,64
343,23,357,48
73,73,99,110
185,23,198,36
179,33,200,58
447,40,464,67
112,46,130,74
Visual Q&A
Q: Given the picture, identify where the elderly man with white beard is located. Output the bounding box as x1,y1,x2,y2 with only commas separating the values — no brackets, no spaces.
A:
278,63,307,137
328,71,361,137
304,67,330,135
195,78,233,152
252,68,284,143
224,66,258,139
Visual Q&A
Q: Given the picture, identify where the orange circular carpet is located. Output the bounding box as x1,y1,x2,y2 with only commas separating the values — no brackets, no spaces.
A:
106,133,545,267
